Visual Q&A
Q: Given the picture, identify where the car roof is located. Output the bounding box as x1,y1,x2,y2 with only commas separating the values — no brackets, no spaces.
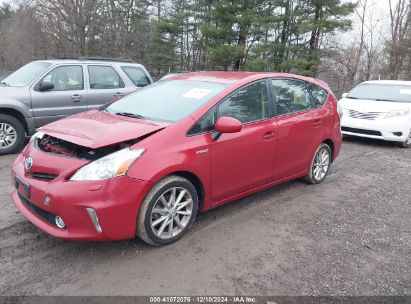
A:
363,80,411,86
167,71,328,87
32,59,145,67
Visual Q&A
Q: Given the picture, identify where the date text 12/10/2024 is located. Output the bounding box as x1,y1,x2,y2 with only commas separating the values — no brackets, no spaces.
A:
149,296,257,303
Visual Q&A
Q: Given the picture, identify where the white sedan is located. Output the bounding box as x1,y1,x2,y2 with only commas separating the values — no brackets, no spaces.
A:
339,80,411,148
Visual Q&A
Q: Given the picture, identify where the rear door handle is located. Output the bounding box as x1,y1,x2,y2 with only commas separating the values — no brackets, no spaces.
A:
313,120,322,128
114,92,125,97
263,130,277,140
71,94,82,102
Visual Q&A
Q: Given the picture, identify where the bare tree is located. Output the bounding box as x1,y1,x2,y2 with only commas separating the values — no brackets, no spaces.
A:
34,0,101,56
0,5,54,70
318,0,385,96
386,0,410,79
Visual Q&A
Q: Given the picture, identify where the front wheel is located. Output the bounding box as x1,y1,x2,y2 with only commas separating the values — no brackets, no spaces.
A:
399,129,411,148
0,114,26,155
305,143,332,184
137,175,198,246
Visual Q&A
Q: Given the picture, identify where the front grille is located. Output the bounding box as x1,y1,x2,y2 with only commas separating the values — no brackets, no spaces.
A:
29,172,58,181
341,127,382,136
18,192,58,227
346,109,385,120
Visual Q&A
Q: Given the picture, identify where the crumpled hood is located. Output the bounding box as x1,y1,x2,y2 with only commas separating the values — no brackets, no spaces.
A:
39,110,169,149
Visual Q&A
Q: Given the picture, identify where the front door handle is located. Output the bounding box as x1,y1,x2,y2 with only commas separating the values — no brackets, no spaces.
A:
263,130,277,140
71,94,82,102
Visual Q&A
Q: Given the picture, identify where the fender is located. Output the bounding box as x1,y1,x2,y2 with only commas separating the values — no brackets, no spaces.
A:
0,99,36,134
126,119,212,208
0,98,33,118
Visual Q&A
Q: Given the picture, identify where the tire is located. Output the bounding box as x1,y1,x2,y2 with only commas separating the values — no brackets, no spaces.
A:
305,143,332,184
137,175,198,246
0,114,26,155
399,129,411,148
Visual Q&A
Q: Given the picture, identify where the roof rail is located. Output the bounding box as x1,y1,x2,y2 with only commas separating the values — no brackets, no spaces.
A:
78,56,134,63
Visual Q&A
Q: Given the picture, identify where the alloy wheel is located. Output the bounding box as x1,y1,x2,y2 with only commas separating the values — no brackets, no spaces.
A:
313,147,330,181
0,123,17,149
150,187,193,239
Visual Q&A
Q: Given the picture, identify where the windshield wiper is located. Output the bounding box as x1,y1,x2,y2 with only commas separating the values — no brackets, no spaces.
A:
115,112,146,119
0,81,10,87
346,96,359,99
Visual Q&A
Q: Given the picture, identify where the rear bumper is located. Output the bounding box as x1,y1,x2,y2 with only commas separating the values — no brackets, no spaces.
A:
11,153,152,241
341,115,411,142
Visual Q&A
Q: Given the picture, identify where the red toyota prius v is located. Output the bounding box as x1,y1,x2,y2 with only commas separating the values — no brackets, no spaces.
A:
11,72,341,246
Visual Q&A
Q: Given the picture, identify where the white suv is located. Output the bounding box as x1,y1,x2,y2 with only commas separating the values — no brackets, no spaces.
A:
339,80,411,148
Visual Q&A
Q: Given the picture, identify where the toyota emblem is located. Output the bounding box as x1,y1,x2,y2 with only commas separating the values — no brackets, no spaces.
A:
24,157,33,171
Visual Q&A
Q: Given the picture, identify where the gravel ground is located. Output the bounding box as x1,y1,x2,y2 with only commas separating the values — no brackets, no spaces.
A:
0,137,410,296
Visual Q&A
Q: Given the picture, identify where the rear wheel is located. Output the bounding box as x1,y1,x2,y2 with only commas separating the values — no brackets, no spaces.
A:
137,175,198,246
399,129,411,148
0,114,25,155
305,143,332,184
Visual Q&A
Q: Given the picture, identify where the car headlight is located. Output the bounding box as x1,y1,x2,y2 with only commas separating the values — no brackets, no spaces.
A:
385,108,410,119
337,102,344,118
70,147,145,181
31,131,45,141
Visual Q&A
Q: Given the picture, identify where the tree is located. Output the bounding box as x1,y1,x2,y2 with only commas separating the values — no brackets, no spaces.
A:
0,2,13,23
246,0,355,76
34,0,102,56
386,0,410,79
200,0,270,71
0,5,53,70
0,0,357,80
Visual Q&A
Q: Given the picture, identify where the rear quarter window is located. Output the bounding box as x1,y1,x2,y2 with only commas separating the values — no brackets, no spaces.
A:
310,85,329,106
121,66,151,87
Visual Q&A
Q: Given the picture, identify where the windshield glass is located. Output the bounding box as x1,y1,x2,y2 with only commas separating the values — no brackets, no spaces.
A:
347,83,411,103
1,62,51,87
106,80,229,123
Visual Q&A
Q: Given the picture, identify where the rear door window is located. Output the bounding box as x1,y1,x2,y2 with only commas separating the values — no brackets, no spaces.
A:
88,65,125,89
271,79,313,116
121,66,151,87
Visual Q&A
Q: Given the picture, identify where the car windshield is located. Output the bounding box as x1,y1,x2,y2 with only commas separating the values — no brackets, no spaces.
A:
347,83,411,103
1,62,51,87
106,79,229,123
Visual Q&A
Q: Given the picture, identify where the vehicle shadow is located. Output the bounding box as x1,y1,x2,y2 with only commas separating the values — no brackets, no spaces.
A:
342,135,402,149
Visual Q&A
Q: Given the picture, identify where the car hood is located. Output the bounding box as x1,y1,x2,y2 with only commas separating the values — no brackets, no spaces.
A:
339,98,411,112
39,110,169,149
0,86,30,101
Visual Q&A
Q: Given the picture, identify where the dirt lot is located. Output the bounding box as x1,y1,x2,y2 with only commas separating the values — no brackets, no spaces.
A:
0,137,410,296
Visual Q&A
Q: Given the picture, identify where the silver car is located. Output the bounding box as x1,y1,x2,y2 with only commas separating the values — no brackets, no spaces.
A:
0,57,153,155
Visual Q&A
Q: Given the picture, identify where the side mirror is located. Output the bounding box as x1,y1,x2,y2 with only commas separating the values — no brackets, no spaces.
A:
39,81,54,92
212,116,242,140
341,93,348,98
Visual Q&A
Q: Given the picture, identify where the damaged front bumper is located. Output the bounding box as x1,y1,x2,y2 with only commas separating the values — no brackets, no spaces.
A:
11,145,152,241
